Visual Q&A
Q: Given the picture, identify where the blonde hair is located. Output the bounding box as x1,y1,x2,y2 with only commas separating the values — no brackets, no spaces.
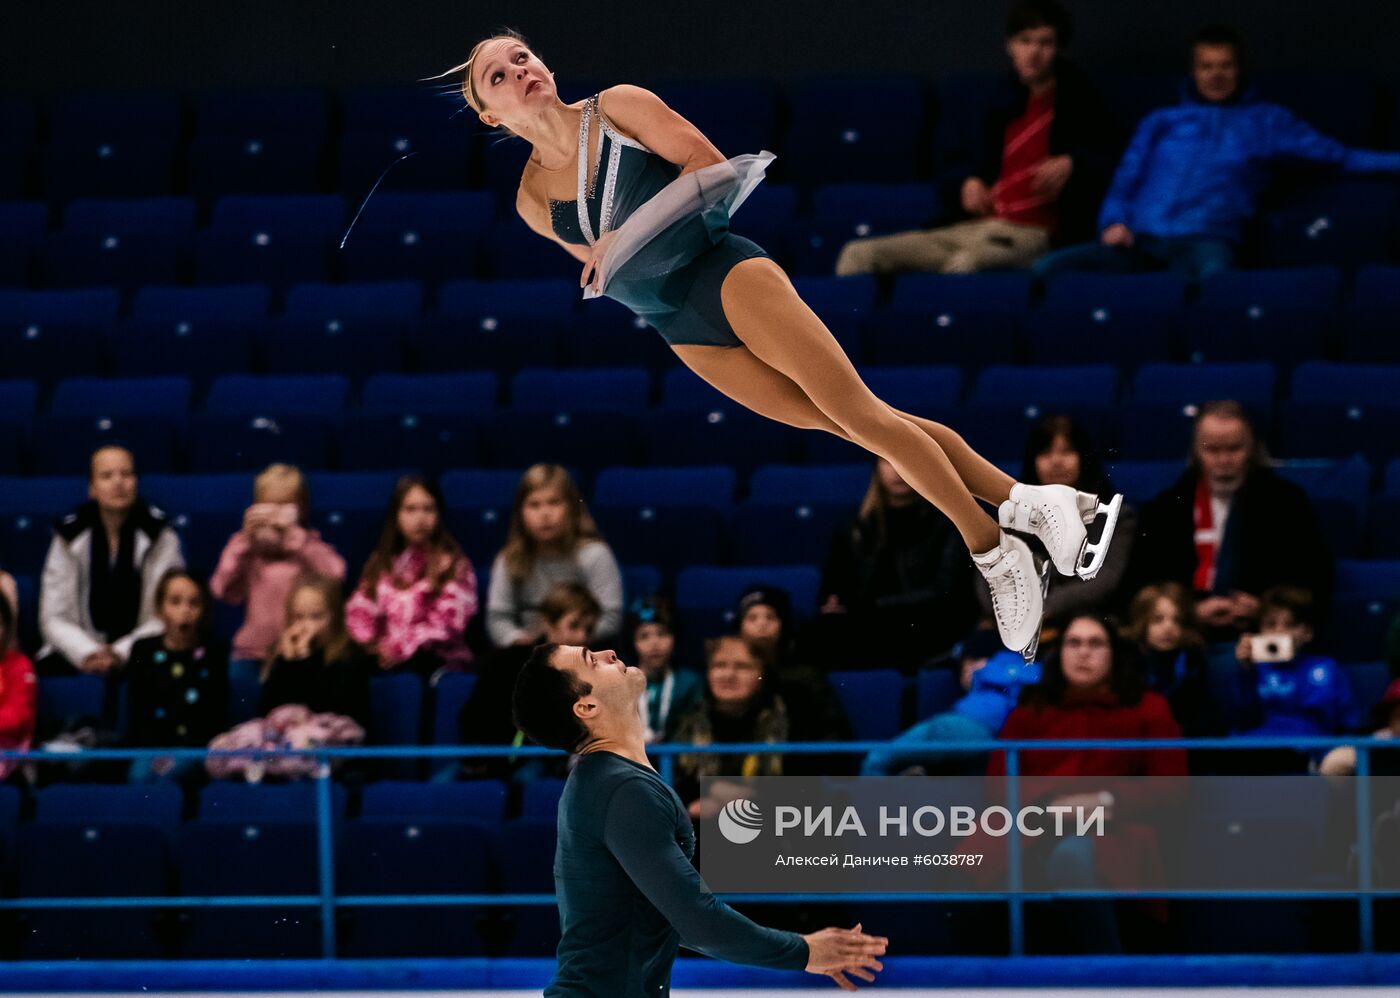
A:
254,463,310,524
262,573,353,679
500,464,603,583
436,29,533,118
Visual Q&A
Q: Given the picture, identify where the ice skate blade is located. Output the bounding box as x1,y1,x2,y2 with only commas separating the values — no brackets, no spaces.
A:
1020,557,1052,664
1076,493,1123,581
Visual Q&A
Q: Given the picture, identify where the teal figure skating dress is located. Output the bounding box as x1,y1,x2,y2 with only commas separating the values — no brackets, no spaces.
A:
549,94,775,348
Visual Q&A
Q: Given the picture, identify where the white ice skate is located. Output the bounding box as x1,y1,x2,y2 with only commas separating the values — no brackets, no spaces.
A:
973,531,1049,662
998,483,1124,581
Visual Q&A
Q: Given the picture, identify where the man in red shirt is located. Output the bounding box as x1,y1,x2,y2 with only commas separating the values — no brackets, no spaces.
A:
836,0,1113,276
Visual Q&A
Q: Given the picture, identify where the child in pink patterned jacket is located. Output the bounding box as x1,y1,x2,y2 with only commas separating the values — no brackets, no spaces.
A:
346,476,477,683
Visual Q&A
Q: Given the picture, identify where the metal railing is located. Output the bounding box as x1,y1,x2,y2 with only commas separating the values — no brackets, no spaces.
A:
0,735,1393,959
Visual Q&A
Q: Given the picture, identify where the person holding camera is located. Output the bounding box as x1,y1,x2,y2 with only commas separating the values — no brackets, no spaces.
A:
210,464,346,663
1234,586,1359,739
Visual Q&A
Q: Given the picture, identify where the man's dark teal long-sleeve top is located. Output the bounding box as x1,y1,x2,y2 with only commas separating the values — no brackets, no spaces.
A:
543,750,809,997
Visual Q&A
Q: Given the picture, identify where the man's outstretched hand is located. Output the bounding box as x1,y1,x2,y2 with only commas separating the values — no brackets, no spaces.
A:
803,922,888,991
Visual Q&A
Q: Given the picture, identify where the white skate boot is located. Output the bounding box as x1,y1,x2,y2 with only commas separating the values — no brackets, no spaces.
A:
973,531,1049,662
998,483,1124,581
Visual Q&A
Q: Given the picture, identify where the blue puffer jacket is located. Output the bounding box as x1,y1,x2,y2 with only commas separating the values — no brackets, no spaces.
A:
1098,82,1400,243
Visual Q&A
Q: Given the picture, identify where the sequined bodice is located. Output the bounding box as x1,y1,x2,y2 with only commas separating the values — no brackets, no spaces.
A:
548,95,680,248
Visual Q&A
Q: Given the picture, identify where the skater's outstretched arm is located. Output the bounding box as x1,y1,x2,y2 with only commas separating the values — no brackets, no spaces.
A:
602,775,810,969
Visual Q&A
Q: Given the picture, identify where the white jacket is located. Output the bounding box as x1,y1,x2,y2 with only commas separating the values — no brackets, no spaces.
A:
39,500,184,667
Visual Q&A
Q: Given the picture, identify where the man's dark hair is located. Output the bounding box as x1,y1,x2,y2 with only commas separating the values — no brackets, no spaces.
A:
512,642,592,751
1006,0,1073,46
1190,24,1245,65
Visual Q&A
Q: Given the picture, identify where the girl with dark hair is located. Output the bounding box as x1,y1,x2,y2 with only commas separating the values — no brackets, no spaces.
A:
124,568,230,784
486,463,623,648
444,32,1123,660
975,415,1136,632
346,476,478,682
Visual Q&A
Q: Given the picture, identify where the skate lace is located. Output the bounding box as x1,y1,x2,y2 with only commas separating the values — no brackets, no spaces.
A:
985,563,1025,619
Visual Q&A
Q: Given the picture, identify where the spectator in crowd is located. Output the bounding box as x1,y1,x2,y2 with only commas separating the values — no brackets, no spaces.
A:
210,463,346,663
347,476,478,683
670,635,790,814
1121,582,1212,736
260,574,372,732
0,569,16,620
125,569,229,784
0,594,37,786
975,416,1135,632
487,464,623,648
456,582,602,780
736,585,853,767
38,446,184,676
1035,24,1400,280
1319,678,1400,777
861,629,1036,776
1129,401,1333,641
813,458,975,671
981,613,1188,952
1385,613,1400,679
1234,586,1358,739
835,0,1113,275
628,595,701,743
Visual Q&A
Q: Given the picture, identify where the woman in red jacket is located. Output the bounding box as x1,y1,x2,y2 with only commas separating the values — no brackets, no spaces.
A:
0,593,37,785
985,613,1187,952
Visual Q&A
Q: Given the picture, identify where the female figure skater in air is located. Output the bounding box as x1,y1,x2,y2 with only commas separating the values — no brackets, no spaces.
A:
447,31,1120,659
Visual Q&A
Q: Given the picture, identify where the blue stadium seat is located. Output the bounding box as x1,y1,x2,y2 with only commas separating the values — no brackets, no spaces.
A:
205,374,350,417
1255,69,1380,146
304,470,407,510
0,783,18,868
828,669,904,740
51,376,192,420
1320,596,1399,662
622,564,662,604
194,87,330,135
0,475,85,515
1283,362,1400,460
261,317,403,378
211,194,345,236
0,288,119,381
812,184,939,228
43,114,179,199
32,415,179,475
916,668,963,720
660,365,743,412
674,565,817,635
430,672,479,746
481,217,581,280
337,412,482,473
1291,361,1400,406
200,195,343,289
483,411,642,476
440,469,523,510
409,316,563,375
521,778,567,819
335,125,473,196
1274,456,1370,505
497,818,561,956
971,364,1120,407
1103,460,1184,504
861,365,964,416
728,501,847,565
11,574,37,652
198,782,348,824
0,379,39,427
285,279,423,322
1344,266,1400,362
184,413,334,472
338,819,492,956
594,505,724,577
593,466,737,511
305,507,380,572
1188,268,1341,366
141,473,249,513
510,367,651,413
876,274,1031,367
749,463,872,506
0,202,48,285
1367,497,1400,558
641,408,799,474
1258,178,1400,270
787,275,876,352
36,674,107,732
17,824,167,959
561,300,678,374
784,77,926,183
1336,560,1400,599
41,230,183,291
655,79,779,164
0,512,57,577
0,97,35,200
361,777,504,824
439,277,577,320
369,672,425,778
340,192,495,282
726,182,798,255
110,319,257,385
35,783,183,838
178,821,322,958
1132,362,1277,407
133,284,270,324
188,129,327,198
63,196,194,238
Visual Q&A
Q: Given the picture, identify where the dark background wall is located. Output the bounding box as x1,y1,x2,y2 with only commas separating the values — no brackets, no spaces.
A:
6,0,1400,94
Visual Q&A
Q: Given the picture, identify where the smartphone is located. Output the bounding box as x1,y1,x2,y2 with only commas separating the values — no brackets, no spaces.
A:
1249,633,1295,664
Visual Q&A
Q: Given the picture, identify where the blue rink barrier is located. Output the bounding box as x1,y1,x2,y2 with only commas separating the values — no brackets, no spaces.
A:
0,736,1395,979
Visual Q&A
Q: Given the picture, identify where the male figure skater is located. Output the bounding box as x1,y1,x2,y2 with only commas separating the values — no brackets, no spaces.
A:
512,642,888,995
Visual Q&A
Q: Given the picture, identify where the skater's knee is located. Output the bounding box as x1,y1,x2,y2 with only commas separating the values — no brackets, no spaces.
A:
840,405,915,452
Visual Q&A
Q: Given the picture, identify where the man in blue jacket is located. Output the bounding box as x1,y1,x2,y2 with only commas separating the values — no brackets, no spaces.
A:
1036,24,1400,280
